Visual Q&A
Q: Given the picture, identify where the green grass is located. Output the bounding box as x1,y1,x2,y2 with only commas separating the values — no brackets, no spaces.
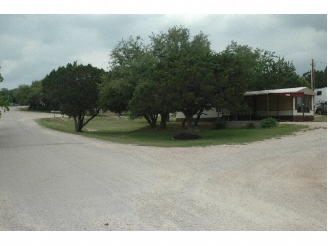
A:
313,114,327,122
36,115,309,147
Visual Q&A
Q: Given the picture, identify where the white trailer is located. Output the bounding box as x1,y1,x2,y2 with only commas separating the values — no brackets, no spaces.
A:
314,87,327,104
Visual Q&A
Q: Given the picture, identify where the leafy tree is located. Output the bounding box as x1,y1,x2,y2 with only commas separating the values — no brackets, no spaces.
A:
0,67,9,116
0,67,3,83
223,41,309,90
211,52,247,119
260,56,309,89
100,35,169,128
12,84,31,105
0,88,14,105
101,27,249,133
128,81,159,128
126,49,173,129
99,72,130,115
26,81,45,110
303,66,327,89
152,26,217,133
0,96,9,117
222,41,261,90
100,36,148,115
42,62,104,132
11,82,49,110
25,80,57,111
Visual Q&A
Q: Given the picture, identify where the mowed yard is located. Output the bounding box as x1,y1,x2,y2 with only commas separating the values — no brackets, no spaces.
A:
36,113,315,147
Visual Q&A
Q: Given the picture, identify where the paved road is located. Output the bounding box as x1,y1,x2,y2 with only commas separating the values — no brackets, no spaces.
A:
0,107,326,230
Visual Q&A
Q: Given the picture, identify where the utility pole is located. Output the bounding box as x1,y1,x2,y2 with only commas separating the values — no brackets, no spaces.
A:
311,59,315,90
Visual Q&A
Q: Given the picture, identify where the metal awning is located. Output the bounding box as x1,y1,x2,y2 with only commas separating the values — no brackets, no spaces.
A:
244,87,315,97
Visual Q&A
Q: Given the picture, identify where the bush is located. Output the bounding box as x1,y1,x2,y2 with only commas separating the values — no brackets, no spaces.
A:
173,132,200,140
246,122,255,129
214,118,227,129
261,117,278,128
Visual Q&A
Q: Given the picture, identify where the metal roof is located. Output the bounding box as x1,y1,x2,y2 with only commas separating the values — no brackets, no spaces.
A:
244,87,315,96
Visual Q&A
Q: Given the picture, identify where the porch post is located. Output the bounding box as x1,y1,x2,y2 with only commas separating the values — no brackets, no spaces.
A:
302,97,305,121
267,94,269,118
277,96,279,119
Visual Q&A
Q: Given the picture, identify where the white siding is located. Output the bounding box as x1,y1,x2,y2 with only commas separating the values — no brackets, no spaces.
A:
314,87,327,104
176,108,218,120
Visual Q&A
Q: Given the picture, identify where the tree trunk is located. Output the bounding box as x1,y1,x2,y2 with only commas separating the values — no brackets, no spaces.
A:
182,112,195,134
194,108,204,127
73,110,99,133
74,116,83,132
144,114,158,129
182,118,187,127
160,112,169,129
185,115,194,134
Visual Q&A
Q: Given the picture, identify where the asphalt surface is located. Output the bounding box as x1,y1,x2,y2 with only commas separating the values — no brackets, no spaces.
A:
0,107,326,231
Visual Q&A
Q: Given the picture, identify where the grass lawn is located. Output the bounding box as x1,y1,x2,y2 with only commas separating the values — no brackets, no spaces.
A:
36,115,309,147
313,114,327,122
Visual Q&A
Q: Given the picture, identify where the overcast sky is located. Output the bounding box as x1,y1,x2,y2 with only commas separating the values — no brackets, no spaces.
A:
0,4,327,90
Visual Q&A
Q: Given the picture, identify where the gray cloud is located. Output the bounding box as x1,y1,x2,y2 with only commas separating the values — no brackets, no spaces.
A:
0,14,326,89
277,14,327,31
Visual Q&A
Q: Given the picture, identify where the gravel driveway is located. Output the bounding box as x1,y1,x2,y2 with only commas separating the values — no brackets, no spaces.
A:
0,108,326,230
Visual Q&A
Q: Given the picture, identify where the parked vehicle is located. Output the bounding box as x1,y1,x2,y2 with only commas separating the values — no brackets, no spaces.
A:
315,101,327,115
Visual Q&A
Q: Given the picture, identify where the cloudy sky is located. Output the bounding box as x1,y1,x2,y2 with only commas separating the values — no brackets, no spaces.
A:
0,2,327,90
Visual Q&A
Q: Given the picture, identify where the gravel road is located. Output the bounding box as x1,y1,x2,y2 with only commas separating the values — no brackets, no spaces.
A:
0,107,326,230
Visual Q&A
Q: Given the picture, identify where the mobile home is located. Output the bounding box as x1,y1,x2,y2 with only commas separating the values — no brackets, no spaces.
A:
176,87,315,122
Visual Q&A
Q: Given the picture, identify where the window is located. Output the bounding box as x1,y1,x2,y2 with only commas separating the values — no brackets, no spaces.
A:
317,91,322,96
296,96,311,113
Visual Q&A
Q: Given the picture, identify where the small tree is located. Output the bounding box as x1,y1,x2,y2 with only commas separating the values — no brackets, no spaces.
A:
99,72,131,115
0,88,15,105
0,95,9,117
0,67,9,117
128,80,160,128
42,62,104,132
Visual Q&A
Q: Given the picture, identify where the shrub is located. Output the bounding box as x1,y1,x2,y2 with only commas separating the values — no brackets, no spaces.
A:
246,122,255,129
214,118,227,129
261,117,278,128
173,132,200,140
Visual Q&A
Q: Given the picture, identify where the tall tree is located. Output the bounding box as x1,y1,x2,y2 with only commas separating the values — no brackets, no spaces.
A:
223,41,309,90
152,26,217,133
100,36,148,114
42,62,104,132
211,52,247,119
303,66,327,89
100,35,167,128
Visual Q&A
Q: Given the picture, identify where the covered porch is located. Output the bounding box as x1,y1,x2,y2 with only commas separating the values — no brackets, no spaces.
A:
243,87,315,121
